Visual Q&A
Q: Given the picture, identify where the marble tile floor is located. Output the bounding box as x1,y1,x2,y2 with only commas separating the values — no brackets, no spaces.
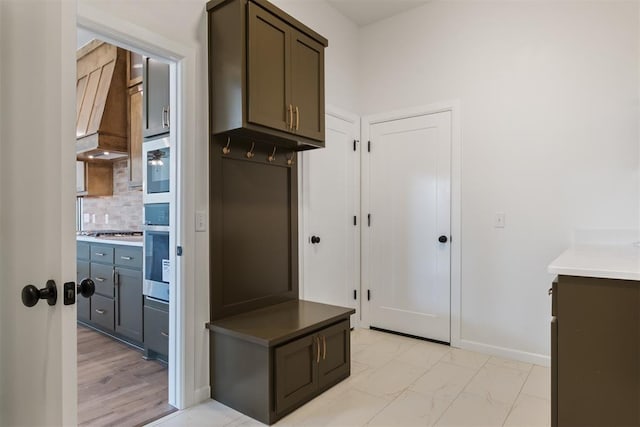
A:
147,328,550,427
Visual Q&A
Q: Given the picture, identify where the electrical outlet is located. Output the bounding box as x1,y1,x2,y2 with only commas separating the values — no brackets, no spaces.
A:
195,211,206,232
494,212,505,228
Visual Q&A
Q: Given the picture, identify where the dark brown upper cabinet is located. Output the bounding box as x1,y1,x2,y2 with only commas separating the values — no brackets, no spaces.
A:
208,0,328,150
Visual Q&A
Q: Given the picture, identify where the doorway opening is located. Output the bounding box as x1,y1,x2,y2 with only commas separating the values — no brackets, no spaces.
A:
74,26,180,426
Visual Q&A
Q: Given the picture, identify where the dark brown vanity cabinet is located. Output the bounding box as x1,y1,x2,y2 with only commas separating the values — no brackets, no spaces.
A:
551,275,640,427
208,0,327,150
208,301,354,425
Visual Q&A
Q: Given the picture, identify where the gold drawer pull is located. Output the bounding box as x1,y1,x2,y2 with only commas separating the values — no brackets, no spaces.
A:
120,256,133,260
160,331,169,338
295,106,299,130
94,277,105,282
322,336,326,360
95,309,106,315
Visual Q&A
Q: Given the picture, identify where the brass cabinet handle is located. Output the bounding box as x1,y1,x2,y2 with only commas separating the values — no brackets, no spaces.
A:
94,277,105,282
295,106,299,130
288,104,293,130
95,309,106,315
322,335,326,360
316,337,320,363
161,331,169,338
120,256,133,260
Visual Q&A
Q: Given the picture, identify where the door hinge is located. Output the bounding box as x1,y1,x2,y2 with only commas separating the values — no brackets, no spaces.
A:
367,289,371,301
353,139,358,151
367,214,371,227
353,289,357,300
177,246,183,256
353,215,357,226
368,140,371,153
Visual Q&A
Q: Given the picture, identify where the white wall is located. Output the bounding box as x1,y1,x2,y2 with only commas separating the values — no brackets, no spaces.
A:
359,0,640,360
78,0,360,407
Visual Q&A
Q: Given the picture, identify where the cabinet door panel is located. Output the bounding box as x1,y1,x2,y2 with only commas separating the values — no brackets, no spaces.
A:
77,260,91,322
275,333,318,414
247,2,291,133
128,85,143,187
318,320,350,389
291,30,324,141
115,267,143,342
143,57,170,138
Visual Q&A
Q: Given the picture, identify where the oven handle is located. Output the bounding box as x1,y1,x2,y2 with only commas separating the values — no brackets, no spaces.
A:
143,225,170,232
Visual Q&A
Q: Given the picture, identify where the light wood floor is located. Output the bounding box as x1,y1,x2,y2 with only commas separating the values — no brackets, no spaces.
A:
78,325,176,426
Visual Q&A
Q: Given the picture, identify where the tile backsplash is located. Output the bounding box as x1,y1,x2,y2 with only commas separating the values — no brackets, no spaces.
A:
81,160,143,231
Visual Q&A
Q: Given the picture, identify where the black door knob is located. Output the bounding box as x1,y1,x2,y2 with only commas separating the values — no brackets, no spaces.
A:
21,280,57,307
311,236,321,244
77,278,95,298
438,235,448,243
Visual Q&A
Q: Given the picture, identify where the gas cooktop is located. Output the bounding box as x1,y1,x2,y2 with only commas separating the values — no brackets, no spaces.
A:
77,230,143,237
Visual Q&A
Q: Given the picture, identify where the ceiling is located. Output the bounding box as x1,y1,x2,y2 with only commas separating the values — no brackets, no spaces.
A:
326,0,430,27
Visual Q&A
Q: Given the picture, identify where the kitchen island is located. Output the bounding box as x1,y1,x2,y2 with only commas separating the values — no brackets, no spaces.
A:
548,243,640,427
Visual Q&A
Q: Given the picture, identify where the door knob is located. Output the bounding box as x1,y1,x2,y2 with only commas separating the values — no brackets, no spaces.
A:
438,235,448,243
311,236,321,244
77,278,95,298
21,280,57,307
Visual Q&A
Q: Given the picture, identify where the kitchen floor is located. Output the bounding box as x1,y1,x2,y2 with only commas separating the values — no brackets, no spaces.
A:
78,325,176,426
148,328,550,426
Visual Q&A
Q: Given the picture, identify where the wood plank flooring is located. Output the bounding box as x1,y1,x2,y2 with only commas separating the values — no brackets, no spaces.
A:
78,325,176,426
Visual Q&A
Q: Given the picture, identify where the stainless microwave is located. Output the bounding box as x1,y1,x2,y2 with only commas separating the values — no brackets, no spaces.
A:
143,136,171,203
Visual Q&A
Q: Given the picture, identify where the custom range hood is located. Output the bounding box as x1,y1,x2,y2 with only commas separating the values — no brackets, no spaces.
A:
76,40,128,161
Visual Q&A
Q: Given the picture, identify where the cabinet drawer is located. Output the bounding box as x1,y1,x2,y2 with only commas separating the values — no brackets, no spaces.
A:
91,263,114,297
77,242,90,260
144,304,169,357
91,294,114,331
90,244,114,263
115,246,142,269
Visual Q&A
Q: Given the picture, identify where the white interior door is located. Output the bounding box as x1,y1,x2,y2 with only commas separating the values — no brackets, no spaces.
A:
302,111,360,323
364,111,451,342
0,2,77,425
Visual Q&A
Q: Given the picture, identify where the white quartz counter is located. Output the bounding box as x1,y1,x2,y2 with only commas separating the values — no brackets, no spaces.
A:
548,244,640,281
77,235,143,247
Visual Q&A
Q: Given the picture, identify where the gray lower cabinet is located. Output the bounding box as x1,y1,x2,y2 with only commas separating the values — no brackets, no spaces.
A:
208,300,354,425
77,240,143,347
144,296,169,361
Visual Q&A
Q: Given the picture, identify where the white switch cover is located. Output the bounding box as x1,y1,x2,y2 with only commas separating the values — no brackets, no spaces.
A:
105,214,109,224
494,212,505,228
83,213,90,223
195,211,206,232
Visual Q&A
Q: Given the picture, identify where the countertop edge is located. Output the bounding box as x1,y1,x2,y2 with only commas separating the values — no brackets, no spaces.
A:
76,235,143,247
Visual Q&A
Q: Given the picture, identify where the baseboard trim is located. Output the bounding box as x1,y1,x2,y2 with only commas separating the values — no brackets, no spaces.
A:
194,386,212,404
459,339,550,367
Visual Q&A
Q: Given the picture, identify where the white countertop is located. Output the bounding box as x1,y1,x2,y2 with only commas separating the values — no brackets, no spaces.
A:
77,235,143,247
548,244,640,281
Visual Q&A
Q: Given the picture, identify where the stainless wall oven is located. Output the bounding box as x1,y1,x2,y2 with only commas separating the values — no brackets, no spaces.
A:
143,203,170,302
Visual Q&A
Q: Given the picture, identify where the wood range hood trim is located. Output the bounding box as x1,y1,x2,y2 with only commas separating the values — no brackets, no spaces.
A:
76,40,128,161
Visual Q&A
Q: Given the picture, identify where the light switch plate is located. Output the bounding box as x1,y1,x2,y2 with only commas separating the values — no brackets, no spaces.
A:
195,211,206,232
494,212,505,228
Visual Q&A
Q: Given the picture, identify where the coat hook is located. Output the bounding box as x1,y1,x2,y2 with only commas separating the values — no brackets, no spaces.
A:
246,142,255,159
287,151,296,166
268,146,277,162
222,137,231,155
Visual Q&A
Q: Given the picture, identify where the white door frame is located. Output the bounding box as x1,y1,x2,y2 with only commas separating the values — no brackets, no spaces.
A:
299,105,361,325
77,3,201,409
361,101,462,347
